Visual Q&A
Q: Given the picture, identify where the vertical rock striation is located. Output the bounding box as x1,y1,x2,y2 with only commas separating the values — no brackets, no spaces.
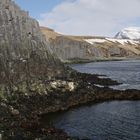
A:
0,0,64,93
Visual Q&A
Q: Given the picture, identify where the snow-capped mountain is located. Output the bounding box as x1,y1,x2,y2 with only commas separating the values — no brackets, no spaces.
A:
115,27,140,40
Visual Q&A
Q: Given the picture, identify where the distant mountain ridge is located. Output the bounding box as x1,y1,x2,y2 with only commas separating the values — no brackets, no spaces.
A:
41,27,140,63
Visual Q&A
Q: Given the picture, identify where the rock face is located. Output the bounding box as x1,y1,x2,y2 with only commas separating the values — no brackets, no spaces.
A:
115,27,140,40
41,27,140,63
0,0,64,92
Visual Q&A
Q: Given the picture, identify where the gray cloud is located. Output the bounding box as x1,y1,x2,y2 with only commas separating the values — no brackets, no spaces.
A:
39,0,140,37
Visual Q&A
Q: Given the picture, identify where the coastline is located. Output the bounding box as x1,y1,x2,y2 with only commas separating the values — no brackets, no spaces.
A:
0,70,140,139
0,0,140,139
64,57,140,64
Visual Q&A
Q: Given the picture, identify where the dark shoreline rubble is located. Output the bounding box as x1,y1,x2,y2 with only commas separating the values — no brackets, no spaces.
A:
0,72,140,139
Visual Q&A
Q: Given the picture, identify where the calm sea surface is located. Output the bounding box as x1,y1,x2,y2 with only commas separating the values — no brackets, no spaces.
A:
70,60,140,90
44,60,140,140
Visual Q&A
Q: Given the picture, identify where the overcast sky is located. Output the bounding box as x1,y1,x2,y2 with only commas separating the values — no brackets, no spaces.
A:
15,0,140,37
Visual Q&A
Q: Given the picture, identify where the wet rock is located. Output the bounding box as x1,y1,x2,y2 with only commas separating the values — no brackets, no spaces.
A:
10,107,20,116
20,119,40,130
0,133,2,140
67,137,80,140
0,102,7,108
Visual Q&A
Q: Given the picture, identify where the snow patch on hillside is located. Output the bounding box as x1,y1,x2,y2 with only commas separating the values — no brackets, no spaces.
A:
106,38,139,45
85,39,106,44
85,38,139,45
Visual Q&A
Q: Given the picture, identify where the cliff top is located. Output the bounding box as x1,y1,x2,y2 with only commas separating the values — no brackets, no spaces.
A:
40,26,105,42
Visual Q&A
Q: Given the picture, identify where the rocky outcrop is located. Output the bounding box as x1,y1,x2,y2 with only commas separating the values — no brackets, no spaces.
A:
0,1,140,139
0,1,74,139
41,27,140,63
0,0,65,93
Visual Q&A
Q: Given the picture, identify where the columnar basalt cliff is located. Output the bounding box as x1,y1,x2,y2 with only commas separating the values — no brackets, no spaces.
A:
0,1,140,139
0,0,65,93
41,27,140,63
0,1,73,138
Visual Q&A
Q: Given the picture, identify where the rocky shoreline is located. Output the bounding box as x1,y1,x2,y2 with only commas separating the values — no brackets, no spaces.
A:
0,70,140,140
0,0,139,139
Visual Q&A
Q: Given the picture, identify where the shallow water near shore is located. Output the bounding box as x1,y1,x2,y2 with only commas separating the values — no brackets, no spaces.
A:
43,101,140,140
70,59,140,90
43,60,140,140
